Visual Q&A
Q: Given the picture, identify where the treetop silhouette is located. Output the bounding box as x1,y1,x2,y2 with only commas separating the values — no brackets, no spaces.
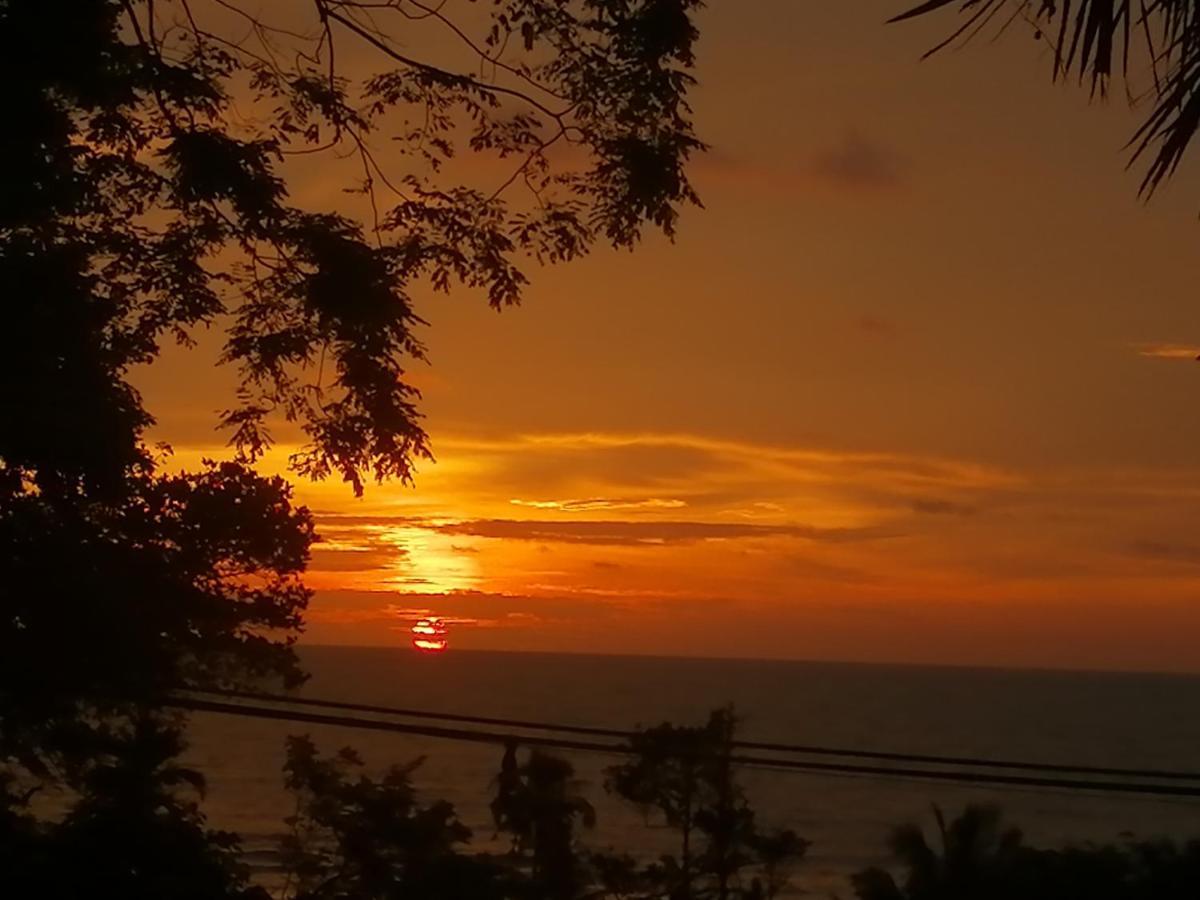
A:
2,0,706,497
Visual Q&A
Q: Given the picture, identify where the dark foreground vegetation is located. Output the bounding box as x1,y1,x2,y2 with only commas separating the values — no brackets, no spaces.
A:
1,707,1196,900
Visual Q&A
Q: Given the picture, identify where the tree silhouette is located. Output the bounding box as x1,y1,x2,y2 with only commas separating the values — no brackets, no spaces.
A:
279,734,504,900
892,1,1200,198
745,828,809,900
0,770,52,900
0,457,314,795
852,803,1200,900
1124,838,1200,899
852,804,1024,900
40,715,266,900
0,0,705,713
607,715,718,898
1,0,705,891
606,708,807,900
2,0,704,496
490,746,597,900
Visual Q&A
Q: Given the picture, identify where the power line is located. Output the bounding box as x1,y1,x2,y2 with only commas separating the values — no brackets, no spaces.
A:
184,687,1200,784
167,694,1200,800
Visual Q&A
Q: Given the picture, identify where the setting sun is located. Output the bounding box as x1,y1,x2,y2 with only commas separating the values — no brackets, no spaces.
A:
410,617,449,653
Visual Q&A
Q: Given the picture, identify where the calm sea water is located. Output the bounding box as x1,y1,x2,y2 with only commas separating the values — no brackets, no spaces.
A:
184,646,1200,895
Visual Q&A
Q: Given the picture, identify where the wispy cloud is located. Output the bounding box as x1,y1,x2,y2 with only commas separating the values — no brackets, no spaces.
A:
690,133,908,199
304,595,545,631
1133,343,1200,360
309,527,410,573
428,518,897,547
308,548,398,572
303,589,586,635
810,132,906,190
464,431,1020,492
1127,540,1200,566
910,498,977,516
855,314,898,337
510,497,687,512
384,605,484,627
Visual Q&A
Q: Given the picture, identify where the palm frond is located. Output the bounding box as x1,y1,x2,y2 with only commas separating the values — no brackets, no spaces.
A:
892,0,1200,196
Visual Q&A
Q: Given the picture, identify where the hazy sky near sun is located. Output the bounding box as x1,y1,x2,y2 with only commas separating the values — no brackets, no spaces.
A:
144,2,1200,672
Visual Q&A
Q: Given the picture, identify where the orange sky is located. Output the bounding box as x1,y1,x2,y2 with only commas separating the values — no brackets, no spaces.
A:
142,2,1200,673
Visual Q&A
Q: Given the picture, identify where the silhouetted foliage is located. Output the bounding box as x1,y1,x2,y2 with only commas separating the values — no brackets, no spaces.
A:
491,746,597,900
606,708,808,900
0,771,49,900
852,804,1024,900
0,715,265,900
3,722,1197,899
48,715,267,900
606,714,719,895
0,0,705,883
0,0,705,497
892,1,1200,198
279,734,504,900
592,850,651,899
852,804,1200,900
745,828,809,900
275,720,809,900
0,461,313,778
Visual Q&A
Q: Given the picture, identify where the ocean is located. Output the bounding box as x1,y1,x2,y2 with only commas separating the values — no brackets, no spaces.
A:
184,646,1200,895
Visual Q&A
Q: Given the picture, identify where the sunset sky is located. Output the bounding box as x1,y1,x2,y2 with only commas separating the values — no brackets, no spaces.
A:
143,2,1200,673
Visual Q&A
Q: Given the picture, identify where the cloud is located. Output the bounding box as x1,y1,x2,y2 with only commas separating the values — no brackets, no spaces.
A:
510,497,687,512
304,594,548,631
446,431,1020,492
810,132,906,189
427,518,896,547
314,514,426,527
309,527,410,573
855,314,897,337
690,140,908,200
305,588,611,633
308,548,397,572
484,440,722,494
910,498,977,516
1133,343,1200,361
384,605,483,627
1127,540,1200,566
275,431,1023,528
786,554,875,584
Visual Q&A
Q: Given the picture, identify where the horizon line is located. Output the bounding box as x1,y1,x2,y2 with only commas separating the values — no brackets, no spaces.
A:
295,641,1200,680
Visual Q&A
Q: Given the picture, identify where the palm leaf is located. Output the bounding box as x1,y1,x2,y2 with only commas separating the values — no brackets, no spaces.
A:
891,0,1200,196
888,0,965,23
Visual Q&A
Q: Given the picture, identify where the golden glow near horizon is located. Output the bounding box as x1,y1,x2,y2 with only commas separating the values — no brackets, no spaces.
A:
144,4,1200,672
